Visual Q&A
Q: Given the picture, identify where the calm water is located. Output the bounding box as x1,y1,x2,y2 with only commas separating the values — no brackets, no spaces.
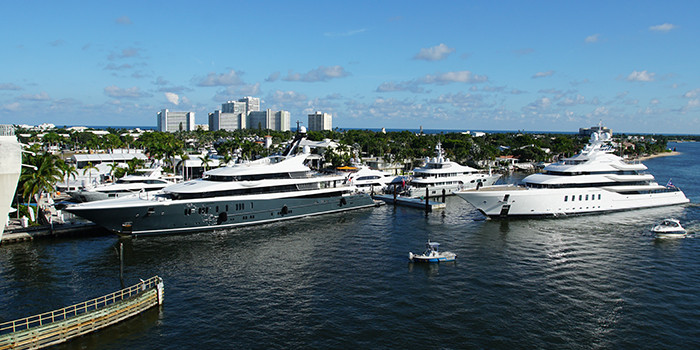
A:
2,143,699,349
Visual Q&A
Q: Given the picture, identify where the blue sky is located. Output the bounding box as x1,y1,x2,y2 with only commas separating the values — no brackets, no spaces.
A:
1,0,699,134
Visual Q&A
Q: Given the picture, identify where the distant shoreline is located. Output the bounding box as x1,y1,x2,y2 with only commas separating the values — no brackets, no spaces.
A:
632,151,680,161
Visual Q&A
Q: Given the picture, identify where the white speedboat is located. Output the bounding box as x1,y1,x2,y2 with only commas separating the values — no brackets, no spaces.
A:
455,126,689,218
651,218,686,238
406,142,500,198
344,166,395,194
65,127,376,236
69,167,177,202
409,241,456,263
0,125,22,241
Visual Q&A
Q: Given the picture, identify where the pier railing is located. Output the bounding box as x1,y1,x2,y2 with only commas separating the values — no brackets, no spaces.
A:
0,276,163,349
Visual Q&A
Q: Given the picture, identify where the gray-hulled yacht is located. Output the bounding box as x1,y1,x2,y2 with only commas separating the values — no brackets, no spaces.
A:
65,127,376,235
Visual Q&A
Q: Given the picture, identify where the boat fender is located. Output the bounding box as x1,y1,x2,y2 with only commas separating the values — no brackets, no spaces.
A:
340,197,347,206
281,205,288,215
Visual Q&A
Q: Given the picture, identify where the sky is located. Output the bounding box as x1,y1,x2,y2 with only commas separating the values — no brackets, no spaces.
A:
1,0,699,134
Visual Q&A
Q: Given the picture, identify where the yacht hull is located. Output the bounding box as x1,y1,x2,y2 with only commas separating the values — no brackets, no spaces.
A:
456,186,689,218
0,133,22,238
66,192,376,235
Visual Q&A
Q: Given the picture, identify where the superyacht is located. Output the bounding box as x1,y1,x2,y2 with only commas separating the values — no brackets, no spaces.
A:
69,167,178,202
65,127,377,235
0,125,22,241
455,128,689,218
405,142,500,198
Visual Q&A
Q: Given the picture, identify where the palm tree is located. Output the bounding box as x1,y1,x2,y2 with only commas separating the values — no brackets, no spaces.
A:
57,160,78,191
19,151,63,220
125,157,145,175
198,154,213,172
82,162,98,187
221,153,234,167
107,162,121,181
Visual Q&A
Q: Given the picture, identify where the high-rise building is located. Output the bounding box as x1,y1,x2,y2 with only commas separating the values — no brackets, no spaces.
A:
238,96,260,113
308,111,332,131
248,109,290,131
209,110,246,131
157,109,195,132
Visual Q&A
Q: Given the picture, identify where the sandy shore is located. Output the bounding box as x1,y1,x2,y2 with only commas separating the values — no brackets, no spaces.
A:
631,151,680,161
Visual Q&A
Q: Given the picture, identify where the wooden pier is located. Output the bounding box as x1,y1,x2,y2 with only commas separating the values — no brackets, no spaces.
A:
0,276,164,349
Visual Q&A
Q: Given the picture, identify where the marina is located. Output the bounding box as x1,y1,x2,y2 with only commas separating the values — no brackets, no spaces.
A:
1,141,698,348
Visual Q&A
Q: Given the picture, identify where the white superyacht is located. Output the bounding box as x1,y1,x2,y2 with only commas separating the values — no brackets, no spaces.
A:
69,167,178,202
0,125,22,241
405,142,500,198
455,128,689,218
66,127,376,235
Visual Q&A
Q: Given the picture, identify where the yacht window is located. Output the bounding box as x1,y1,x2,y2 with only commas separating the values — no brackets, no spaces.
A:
579,195,582,201
598,194,601,200
585,194,589,200
571,195,575,201
564,196,568,202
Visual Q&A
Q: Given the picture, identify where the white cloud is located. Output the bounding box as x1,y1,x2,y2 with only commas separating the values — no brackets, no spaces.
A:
649,23,677,32
585,34,599,43
115,16,132,25
626,70,655,82
1,102,20,111
683,88,700,98
0,83,22,90
165,92,179,105
104,86,151,98
376,70,487,93
18,92,50,101
108,47,141,60
324,28,367,37
419,71,488,84
532,71,554,79
376,81,425,93
194,70,244,87
414,43,455,61
266,72,280,82
283,66,350,82
212,83,261,102
524,97,552,112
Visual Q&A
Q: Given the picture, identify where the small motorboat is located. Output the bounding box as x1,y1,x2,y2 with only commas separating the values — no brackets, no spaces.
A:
651,218,687,238
409,241,456,263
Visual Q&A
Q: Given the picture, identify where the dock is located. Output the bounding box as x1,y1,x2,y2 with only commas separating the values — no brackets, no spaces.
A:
0,276,164,350
373,194,446,211
0,221,108,245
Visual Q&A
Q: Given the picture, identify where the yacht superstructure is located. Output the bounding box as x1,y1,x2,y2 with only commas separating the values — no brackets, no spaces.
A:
0,125,22,240
344,166,396,194
406,142,500,198
455,128,689,218
65,128,376,235
69,167,177,202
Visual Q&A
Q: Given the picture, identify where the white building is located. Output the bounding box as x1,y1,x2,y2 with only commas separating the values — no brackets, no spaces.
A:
209,110,246,131
248,109,290,131
308,111,332,131
157,109,195,132
238,96,260,113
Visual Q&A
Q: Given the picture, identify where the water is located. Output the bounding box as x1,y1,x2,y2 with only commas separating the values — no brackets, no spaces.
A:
2,143,700,349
